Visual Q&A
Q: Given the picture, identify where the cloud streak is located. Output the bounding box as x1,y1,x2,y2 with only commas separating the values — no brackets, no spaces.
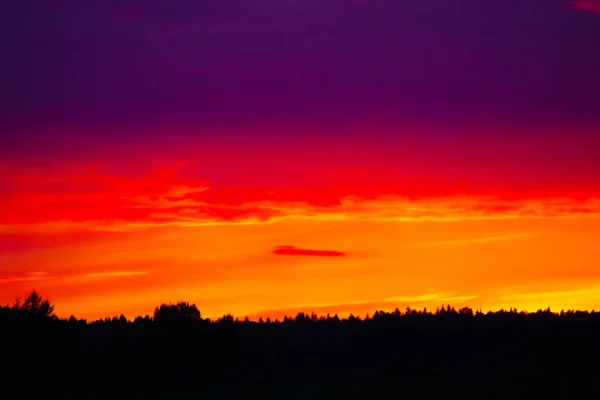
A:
0,272,52,284
84,271,148,278
273,246,347,257
415,232,537,247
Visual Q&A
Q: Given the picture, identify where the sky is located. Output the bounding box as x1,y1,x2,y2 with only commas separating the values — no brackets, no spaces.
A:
1,0,600,320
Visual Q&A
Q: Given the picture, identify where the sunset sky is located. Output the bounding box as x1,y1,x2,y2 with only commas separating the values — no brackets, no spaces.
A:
1,0,600,320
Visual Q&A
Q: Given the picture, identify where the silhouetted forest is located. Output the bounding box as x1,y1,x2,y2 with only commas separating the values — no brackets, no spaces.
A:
3,291,600,399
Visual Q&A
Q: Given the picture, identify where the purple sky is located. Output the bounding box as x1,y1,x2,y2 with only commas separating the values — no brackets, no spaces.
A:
1,0,599,142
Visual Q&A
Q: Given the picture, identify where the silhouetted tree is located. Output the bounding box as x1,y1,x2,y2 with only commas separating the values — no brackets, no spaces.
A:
295,312,310,324
217,314,235,324
12,290,55,318
133,315,152,326
459,307,474,316
347,313,361,324
153,301,201,322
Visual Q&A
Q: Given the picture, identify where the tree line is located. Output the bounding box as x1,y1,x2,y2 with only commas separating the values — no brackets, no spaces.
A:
4,290,594,323
3,290,600,396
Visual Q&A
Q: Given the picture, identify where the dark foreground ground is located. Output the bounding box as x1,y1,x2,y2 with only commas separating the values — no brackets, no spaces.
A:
12,377,600,400
4,307,600,399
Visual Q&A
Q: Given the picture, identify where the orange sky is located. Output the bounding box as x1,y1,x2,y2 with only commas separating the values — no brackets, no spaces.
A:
2,153,600,320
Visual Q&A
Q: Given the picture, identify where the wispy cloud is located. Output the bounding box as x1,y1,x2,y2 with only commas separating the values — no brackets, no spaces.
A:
83,271,148,278
414,232,537,247
0,272,52,284
385,293,479,304
0,270,148,284
3,195,600,234
3,161,600,234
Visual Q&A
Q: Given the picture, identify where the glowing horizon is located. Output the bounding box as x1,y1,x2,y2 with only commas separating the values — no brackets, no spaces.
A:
3,133,600,321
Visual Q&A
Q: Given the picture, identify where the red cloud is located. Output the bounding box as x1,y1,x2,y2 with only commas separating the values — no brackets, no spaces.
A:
573,0,600,12
3,160,600,234
273,246,347,257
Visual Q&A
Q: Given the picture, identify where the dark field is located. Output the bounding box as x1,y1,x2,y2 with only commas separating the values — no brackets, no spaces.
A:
14,377,600,400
